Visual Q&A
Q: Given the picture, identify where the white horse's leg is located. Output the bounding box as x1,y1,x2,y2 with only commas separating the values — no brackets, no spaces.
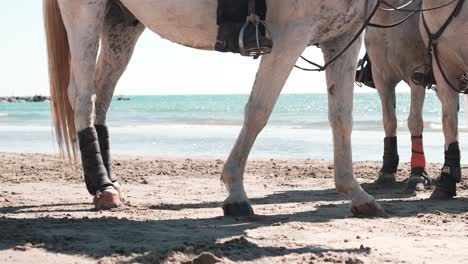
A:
322,35,384,216
431,67,461,199
222,24,313,217
95,7,145,125
374,69,399,187
94,4,145,196
406,82,429,192
58,0,120,209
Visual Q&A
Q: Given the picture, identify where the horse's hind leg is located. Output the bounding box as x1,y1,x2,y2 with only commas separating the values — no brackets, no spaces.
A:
221,24,313,217
374,69,399,187
406,82,429,192
94,4,145,196
322,35,384,217
59,0,119,209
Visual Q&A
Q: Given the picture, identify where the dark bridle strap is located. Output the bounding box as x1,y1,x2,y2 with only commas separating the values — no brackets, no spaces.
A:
296,0,463,72
295,0,383,72
422,0,466,94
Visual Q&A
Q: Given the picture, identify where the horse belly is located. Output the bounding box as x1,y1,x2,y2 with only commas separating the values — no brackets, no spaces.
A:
120,0,218,50
366,11,426,77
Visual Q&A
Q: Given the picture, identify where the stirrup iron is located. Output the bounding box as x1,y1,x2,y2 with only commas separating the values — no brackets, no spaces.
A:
239,14,273,58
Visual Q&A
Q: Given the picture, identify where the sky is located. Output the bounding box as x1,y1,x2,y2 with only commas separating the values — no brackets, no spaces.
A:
1,1,400,96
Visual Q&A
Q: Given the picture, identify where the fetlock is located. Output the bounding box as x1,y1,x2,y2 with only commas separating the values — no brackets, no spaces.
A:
435,142,462,197
444,142,462,183
410,167,426,177
436,167,458,196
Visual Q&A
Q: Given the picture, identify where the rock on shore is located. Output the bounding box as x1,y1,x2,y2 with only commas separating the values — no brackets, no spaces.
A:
0,95,50,103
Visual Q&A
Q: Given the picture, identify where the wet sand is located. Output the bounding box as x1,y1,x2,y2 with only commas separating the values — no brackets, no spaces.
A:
1,153,467,263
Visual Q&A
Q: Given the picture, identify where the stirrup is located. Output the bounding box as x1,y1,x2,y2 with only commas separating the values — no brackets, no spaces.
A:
239,14,273,58
411,64,436,88
355,54,375,88
459,73,468,94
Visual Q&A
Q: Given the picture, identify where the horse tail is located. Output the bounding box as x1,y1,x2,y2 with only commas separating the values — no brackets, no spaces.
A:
43,0,77,160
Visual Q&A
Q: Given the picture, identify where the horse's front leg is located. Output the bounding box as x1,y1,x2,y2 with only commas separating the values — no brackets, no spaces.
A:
221,24,313,217
406,82,429,192
59,0,119,209
94,5,145,197
322,35,384,216
431,67,460,199
374,69,399,187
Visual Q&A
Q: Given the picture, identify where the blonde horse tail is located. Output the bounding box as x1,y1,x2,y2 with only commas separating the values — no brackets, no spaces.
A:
43,0,77,160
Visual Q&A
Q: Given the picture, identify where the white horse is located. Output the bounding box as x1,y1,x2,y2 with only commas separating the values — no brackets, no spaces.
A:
421,0,466,199
44,0,385,216
365,0,432,191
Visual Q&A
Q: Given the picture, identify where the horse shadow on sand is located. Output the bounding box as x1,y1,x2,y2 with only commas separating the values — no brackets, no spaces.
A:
0,209,371,263
1,183,467,262
148,179,426,211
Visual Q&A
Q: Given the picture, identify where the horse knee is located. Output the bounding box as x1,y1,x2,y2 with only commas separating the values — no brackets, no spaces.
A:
328,109,352,136
244,103,270,133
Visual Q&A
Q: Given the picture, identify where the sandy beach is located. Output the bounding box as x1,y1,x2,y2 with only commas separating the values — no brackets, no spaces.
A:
1,152,468,263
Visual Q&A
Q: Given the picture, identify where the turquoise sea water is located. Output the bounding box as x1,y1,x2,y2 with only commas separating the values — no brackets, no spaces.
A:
0,93,467,162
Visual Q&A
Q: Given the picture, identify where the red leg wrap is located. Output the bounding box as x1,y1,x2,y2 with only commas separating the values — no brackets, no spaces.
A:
411,136,426,169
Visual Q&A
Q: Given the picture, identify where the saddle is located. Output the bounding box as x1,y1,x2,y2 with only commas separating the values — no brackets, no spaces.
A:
215,0,273,57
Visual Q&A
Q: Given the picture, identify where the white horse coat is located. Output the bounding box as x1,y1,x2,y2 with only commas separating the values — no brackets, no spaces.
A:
45,0,384,215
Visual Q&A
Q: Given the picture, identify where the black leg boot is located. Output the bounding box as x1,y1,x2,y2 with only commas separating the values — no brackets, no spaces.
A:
78,127,114,195
95,124,117,183
78,127,120,209
431,142,461,199
376,136,399,186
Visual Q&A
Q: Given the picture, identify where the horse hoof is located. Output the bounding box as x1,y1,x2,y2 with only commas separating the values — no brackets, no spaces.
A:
93,187,121,210
351,200,386,217
404,176,428,193
375,172,396,187
222,201,254,217
430,188,454,200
